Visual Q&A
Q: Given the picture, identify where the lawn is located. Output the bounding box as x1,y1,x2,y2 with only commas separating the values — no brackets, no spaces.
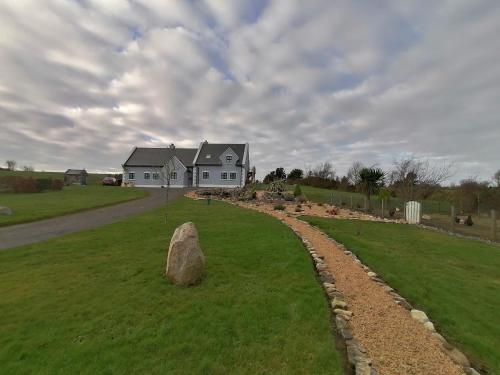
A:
0,186,147,226
0,198,343,374
302,216,500,374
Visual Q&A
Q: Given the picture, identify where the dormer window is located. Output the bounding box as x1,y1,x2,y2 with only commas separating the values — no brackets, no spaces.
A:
225,155,232,162
206,154,211,158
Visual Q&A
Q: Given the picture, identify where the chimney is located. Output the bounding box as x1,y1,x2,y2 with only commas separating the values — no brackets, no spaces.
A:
203,140,208,144
169,143,175,149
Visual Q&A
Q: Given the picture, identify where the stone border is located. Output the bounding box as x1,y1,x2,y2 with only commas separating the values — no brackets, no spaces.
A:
298,219,482,375
277,217,377,375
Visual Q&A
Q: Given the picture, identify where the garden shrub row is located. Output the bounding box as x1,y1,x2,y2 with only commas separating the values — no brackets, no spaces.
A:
0,176,64,193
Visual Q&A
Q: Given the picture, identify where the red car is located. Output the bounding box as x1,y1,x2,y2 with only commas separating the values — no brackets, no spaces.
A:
102,177,117,186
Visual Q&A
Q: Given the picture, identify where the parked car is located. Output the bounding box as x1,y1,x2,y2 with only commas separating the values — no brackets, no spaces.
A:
102,176,117,186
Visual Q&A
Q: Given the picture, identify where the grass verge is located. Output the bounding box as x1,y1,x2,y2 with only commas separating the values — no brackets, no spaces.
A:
302,216,500,374
0,186,147,227
0,198,343,374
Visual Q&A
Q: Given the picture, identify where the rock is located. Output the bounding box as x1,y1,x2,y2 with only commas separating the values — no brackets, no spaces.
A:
367,271,377,277
355,361,372,375
316,263,327,271
395,299,413,311
431,332,446,344
446,347,470,368
334,308,353,317
166,222,205,286
466,368,481,375
410,309,429,324
0,206,12,215
423,321,435,331
340,327,353,340
331,298,348,309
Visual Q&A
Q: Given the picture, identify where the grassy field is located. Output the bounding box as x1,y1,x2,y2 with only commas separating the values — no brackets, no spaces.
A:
0,186,147,226
0,198,343,374
0,170,109,185
302,216,500,374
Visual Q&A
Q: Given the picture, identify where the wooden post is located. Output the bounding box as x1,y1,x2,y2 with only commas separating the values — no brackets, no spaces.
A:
364,196,368,211
451,205,455,232
350,196,353,209
330,192,333,205
492,209,497,242
381,198,385,218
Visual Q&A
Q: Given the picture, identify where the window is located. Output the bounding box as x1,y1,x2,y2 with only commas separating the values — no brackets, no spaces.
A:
225,155,232,162
128,172,135,180
152,172,159,180
230,172,237,180
206,154,211,158
202,171,209,180
221,172,228,180
144,172,150,180
170,171,177,180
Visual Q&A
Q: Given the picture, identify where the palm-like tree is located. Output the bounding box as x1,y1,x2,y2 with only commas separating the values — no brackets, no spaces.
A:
359,167,385,210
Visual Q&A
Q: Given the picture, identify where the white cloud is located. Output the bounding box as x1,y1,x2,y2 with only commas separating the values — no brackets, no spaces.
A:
0,0,499,182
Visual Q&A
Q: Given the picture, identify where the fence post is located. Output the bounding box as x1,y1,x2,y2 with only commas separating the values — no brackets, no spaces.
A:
492,209,497,242
451,205,455,232
381,198,385,219
330,192,333,205
364,196,368,211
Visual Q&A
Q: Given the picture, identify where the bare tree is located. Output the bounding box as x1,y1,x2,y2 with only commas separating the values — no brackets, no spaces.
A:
311,162,335,180
23,165,34,172
493,169,500,187
388,157,453,201
6,160,16,171
346,161,364,188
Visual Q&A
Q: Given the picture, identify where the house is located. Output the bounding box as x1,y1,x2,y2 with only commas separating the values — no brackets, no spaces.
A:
122,141,250,188
64,169,88,185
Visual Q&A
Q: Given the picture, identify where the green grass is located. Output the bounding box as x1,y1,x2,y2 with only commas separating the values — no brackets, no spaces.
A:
0,186,147,227
301,216,500,374
0,198,343,374
0,170,108,185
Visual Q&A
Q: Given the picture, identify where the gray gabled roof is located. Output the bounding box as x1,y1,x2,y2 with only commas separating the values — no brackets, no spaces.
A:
194,143,246,166
65,169,87,175
124,148,198,167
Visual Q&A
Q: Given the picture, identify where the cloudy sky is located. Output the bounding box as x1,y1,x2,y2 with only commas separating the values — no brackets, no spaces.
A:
1,0,499,182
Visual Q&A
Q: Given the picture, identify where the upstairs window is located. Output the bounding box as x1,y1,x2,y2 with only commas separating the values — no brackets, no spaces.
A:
202,171,209,180
144,172,150,180
170,172,177,180
128,172,135,180
221,172,228,180
230,172,237,180
152,172,159,180
225,155,232,162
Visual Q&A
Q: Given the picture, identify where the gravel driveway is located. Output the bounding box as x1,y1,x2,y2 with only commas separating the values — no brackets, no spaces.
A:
0,188,186,251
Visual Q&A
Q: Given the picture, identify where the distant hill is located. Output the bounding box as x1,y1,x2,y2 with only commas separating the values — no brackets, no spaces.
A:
0,170,109,185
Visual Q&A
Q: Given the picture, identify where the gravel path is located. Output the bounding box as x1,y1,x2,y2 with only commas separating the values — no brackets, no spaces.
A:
0,188,185,251
237,203,465,375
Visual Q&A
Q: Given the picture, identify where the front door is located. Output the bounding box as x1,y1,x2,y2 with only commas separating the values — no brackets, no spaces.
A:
187,168,193,187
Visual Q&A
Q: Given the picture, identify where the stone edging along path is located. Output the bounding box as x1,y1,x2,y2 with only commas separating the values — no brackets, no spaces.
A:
227,200,478,375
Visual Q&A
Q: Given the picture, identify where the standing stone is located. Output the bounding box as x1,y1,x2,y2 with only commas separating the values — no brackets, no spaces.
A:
0,206,12,215
166,222,205,286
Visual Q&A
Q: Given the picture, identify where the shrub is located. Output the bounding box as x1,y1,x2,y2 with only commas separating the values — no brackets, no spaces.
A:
465,215,474,226
274,204,285,211
388,208,396,217
35,178,53,192
51,179,64,191
296,194,308,203
293,184,302,197
268,180,286,194
13,177,37,193
283,193,295,201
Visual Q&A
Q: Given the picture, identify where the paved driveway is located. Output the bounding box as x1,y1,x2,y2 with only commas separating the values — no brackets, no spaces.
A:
0,188,186,251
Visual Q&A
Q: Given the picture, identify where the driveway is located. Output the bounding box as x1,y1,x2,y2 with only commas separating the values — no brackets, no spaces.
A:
0,188,186,251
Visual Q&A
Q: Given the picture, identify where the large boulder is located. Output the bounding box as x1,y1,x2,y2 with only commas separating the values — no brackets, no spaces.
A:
0,206,12,216
166,222,205,286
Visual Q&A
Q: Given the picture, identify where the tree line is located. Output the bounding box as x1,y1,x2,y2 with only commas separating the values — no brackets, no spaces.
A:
262,158,500,213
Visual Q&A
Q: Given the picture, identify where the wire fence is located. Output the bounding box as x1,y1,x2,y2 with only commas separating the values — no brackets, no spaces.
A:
327,192,498,243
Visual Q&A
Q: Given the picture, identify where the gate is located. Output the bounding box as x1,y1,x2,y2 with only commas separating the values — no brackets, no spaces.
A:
405,201,421,224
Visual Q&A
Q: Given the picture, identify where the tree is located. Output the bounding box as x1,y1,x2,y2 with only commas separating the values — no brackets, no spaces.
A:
6,160,16,171
23,165,34,172
287,168,304,181
263,171,276,184
388,157,452,200
346,161,364,188
274,167,286,180
293,184,302,197
359,167,385,210
311,162,335,180
493,170,500,187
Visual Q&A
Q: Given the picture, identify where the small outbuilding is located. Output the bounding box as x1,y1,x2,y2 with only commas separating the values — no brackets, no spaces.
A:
64,169,88,185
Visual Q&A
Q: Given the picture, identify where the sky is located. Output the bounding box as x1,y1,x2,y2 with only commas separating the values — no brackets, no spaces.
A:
1,0,499,183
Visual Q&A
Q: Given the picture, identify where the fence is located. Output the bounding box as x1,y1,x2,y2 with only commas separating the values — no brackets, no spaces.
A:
327,192,498,243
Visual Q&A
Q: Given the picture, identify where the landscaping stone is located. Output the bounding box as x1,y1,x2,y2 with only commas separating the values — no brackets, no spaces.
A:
334,308,353,317
466,368,481,375
165,222,205,286
367,271,377,277
0,206,12,215
431,332,446,344
331,297,348,309
446,347,470,368
423,321,435,331
410,309,429,324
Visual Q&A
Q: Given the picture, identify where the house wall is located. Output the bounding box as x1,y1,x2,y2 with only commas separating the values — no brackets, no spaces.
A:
196,165,243,188
123,157,187,187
